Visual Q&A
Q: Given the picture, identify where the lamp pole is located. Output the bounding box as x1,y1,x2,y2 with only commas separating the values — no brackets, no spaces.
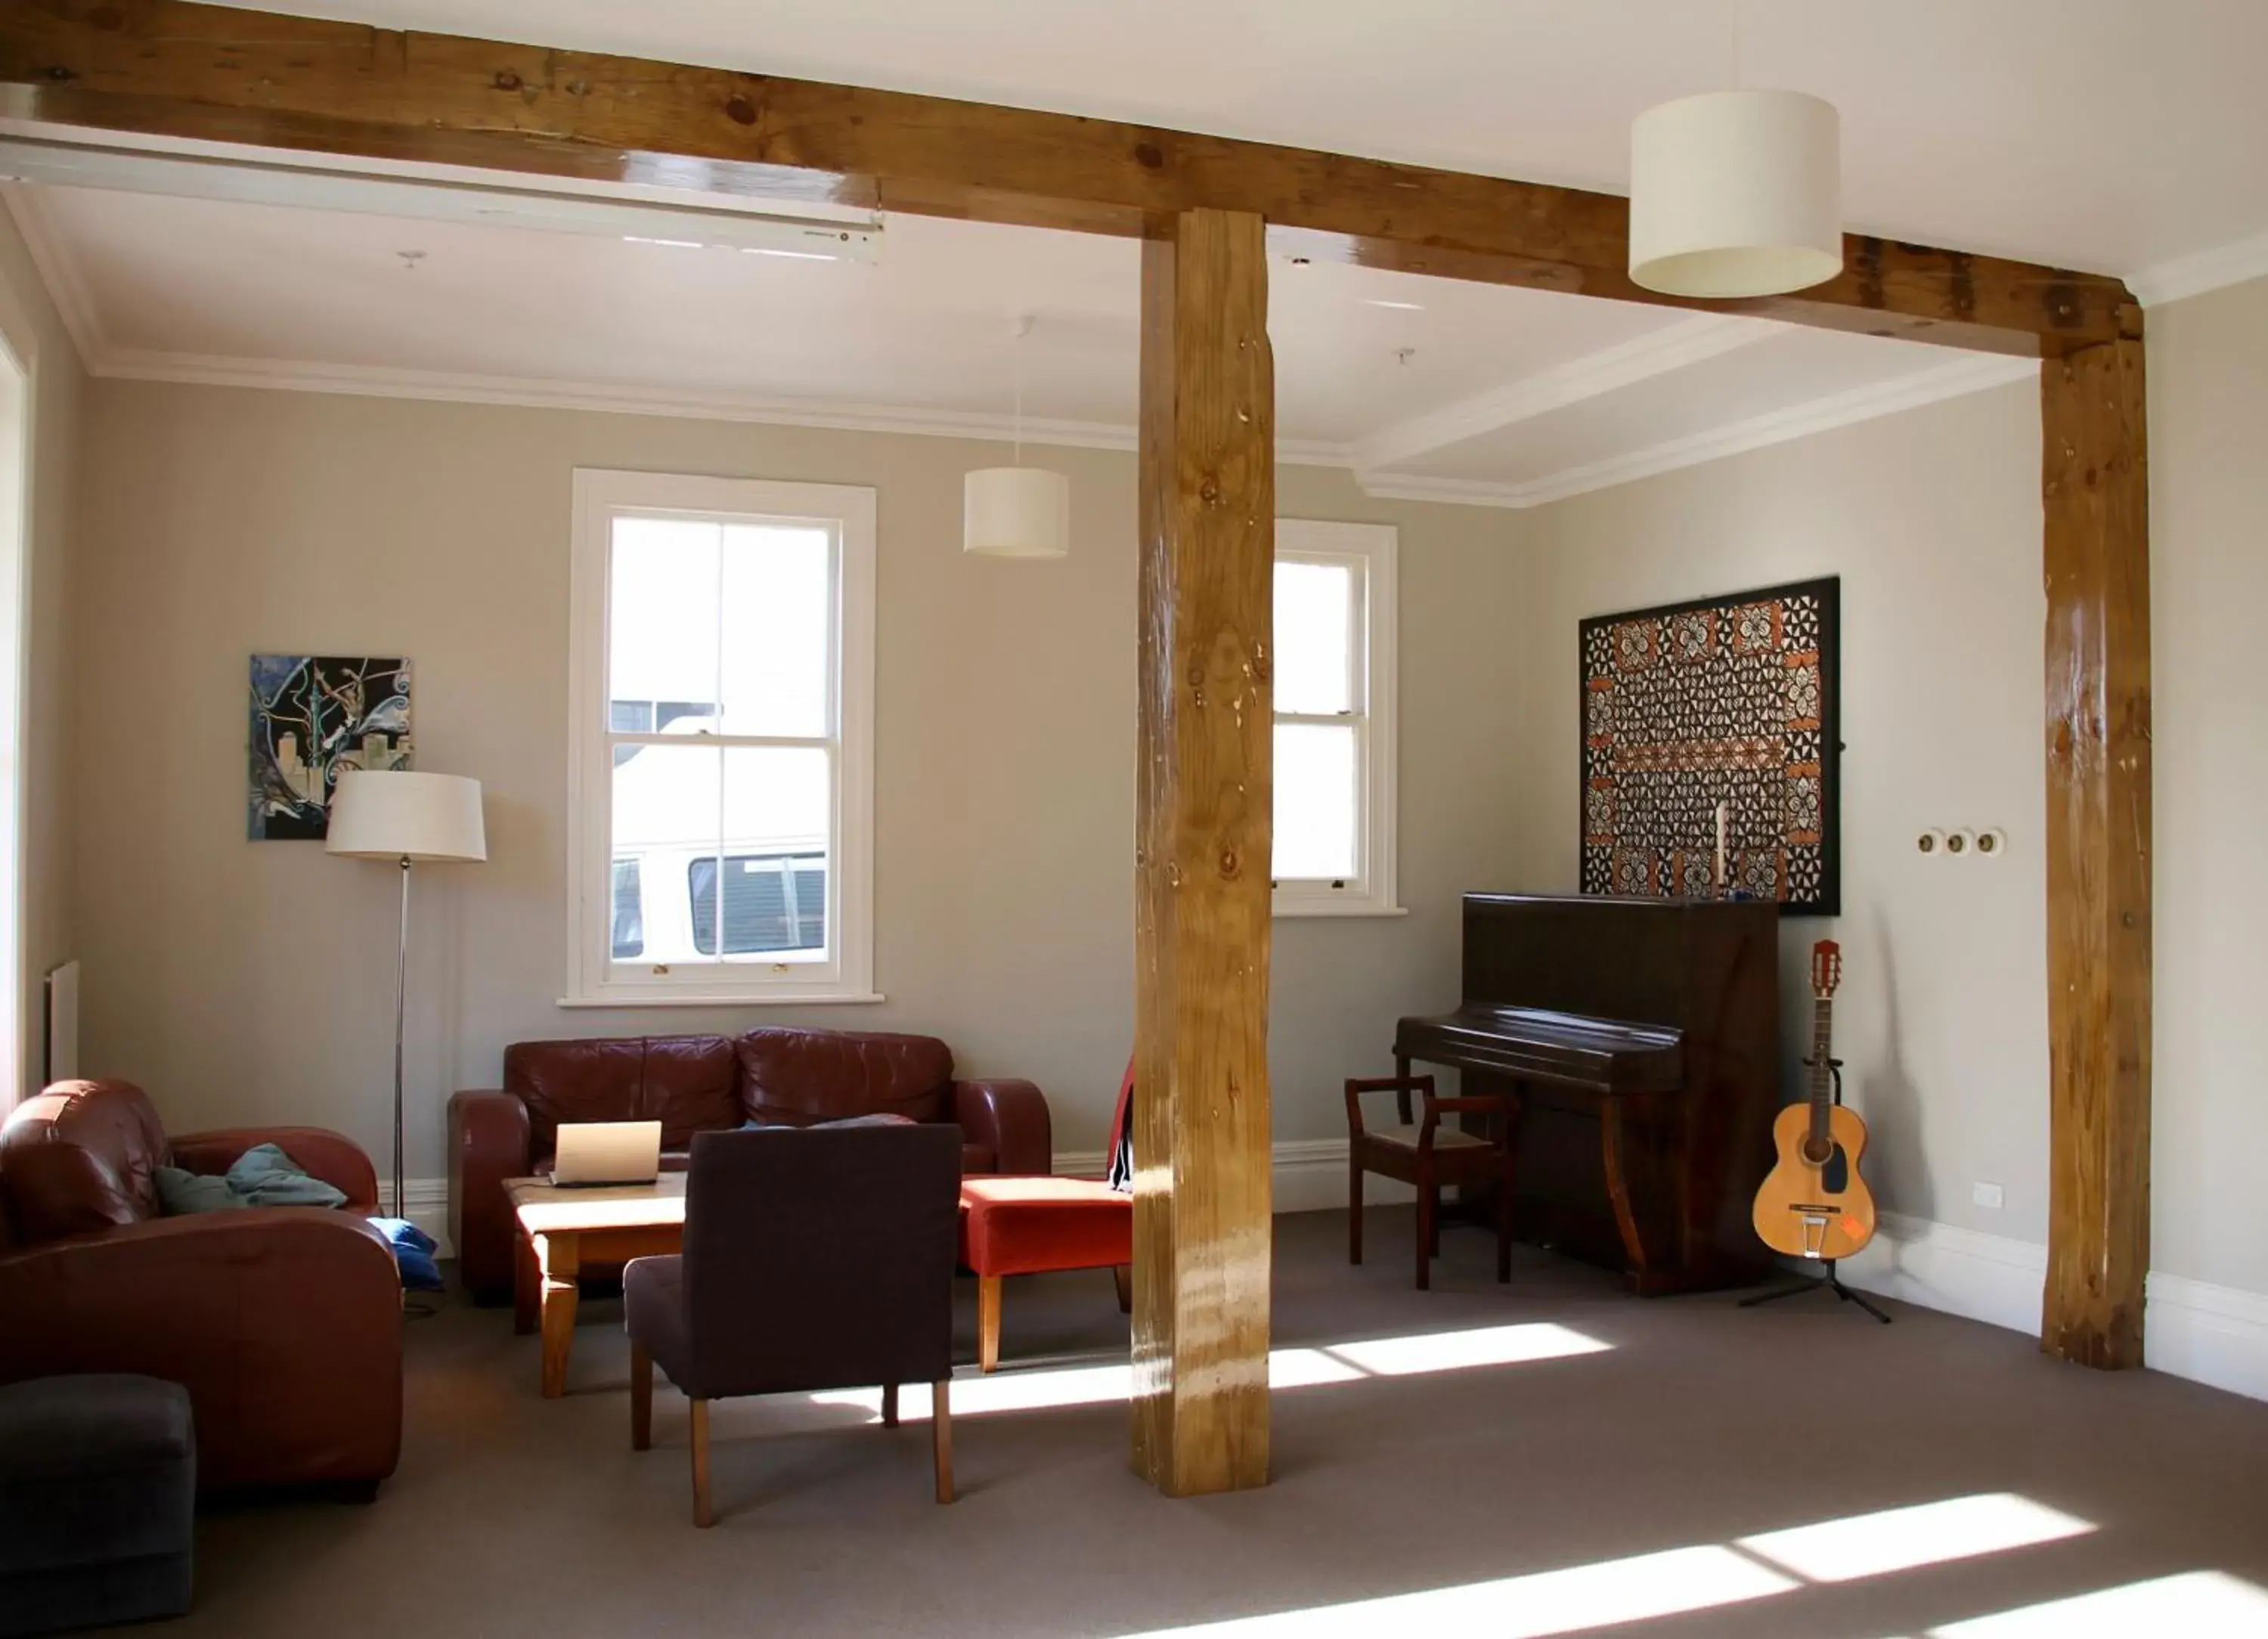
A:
391,854,411,1216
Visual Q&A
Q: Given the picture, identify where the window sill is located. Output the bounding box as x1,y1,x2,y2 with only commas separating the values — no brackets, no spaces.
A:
556,991,887,1009
1272,902,1409,920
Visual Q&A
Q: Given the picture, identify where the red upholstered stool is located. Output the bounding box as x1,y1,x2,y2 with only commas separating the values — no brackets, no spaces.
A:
956,1060,1135,1372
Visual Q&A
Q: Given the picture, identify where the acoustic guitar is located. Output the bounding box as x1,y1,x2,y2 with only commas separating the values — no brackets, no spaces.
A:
1752,940,1878,1260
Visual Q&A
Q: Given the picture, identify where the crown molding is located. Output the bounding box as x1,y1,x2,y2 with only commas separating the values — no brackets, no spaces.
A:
2128,228,2268,309
1356,351,2037,511
1348,313,1776,472
14,177,2034,509
1,181,107,362
90,346,1353,466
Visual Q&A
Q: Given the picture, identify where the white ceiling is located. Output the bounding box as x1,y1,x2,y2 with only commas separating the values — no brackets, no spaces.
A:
8,176,2034,505
11,2,2260,503
217,0,2268,280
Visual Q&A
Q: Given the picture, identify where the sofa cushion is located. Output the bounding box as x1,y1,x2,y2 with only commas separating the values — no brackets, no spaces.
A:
638,1036,742,1149
735,1028,953,1127
505,1038,651,1157
0,1081,169,1243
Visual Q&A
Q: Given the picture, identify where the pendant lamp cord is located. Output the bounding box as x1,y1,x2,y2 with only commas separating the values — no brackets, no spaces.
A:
1011,311,1036,467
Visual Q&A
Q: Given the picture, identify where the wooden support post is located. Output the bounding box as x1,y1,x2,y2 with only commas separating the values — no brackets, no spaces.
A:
2040,337,2152,1368
1132,206,1275,1498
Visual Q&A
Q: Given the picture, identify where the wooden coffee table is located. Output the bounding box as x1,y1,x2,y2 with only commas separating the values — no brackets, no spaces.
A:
507,1174,686,1399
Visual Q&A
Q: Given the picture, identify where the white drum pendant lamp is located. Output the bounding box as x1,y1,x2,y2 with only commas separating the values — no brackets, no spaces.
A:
965,314,1070,559
965,466,1070,559
1628,89,1842,299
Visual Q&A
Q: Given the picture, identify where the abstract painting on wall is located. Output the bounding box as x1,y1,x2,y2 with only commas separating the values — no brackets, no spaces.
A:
1578,577,1840,915
247,655,412,840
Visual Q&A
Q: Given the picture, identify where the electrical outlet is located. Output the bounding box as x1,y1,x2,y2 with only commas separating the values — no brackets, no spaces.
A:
1972,1181,2005,1210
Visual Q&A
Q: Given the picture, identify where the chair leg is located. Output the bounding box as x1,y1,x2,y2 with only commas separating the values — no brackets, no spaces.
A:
1430,1188,1442,1256
1349,1157,1365,1266
978,1274,1002,1374
631,1340,653,1452
1112,1264,1133,1315
1414,1178,1433,1292
932,1380,955,1504
689,1399,714,1529
881,1383,900,1427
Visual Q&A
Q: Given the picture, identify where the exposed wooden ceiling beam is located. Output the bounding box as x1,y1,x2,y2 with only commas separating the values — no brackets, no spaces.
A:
0,0,2136,358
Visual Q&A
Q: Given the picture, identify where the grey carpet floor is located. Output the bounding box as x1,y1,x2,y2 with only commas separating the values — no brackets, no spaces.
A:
160,1210,2268,1638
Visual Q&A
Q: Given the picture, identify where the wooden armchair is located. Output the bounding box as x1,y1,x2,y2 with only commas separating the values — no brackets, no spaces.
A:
1345,1074,1520,1290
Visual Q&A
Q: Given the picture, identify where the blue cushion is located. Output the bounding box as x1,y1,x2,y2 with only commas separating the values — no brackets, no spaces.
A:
369,1217,444,1292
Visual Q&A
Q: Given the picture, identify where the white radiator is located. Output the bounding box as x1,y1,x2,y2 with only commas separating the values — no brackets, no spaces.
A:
43,959,78,1083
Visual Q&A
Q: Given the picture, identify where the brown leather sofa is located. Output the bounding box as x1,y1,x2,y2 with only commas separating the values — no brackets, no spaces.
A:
448,1026,1052,1303
0,1080,404,1494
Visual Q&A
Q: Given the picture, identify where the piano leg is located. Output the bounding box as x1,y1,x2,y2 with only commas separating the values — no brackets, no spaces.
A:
1600,1099,1661,1294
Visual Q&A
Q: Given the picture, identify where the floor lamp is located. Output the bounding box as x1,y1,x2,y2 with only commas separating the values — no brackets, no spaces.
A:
326,770,488,1216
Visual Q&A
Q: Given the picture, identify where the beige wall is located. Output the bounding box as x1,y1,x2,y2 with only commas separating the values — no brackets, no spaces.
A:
0,205,81,1105
2151,275,2268,1297
1522,383,2054,1246
71,382,1532,1179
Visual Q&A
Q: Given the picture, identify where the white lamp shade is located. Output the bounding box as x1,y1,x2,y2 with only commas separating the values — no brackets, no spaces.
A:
1628,90,1842,299
964,466,1070,559
324,770,488,863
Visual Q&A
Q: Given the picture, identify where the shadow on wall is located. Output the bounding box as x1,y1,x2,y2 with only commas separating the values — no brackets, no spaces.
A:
1859,908,1932,1222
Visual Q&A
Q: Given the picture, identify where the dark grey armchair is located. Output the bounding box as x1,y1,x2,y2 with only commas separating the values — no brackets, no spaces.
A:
623,1122,962,1527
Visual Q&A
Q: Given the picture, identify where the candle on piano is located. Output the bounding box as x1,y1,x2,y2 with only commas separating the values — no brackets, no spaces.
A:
1715,800,1729,897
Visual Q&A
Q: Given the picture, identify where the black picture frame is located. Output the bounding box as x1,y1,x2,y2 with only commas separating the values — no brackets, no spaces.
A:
1576,575,1841,917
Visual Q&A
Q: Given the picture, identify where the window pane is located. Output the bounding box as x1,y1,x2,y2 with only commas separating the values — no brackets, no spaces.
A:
1275,559,1354,715
720,747,830,962
688,853,826,955
1275,723,1358,880
609,860,645,959
719,525,832,738
610,741,720,965
611,517,720,730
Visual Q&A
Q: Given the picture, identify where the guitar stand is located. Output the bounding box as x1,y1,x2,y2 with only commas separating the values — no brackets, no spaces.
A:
1740,1060,1893,1325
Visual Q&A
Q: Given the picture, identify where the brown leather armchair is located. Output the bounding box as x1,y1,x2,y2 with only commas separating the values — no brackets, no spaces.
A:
448,1027,1052,1303
0,1081,403,1494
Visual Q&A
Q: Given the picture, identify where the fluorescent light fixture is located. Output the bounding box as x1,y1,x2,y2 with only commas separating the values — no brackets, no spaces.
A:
0,136,883,261
1364,299,1425,311
1738,1493,2095,1584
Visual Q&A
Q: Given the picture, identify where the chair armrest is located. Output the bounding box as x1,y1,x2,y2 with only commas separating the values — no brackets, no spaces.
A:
448,1089,531,1300
953,1079,1052,1175
0,1210,402,1490
1345,1075,1435,1137
169,1126,380,1210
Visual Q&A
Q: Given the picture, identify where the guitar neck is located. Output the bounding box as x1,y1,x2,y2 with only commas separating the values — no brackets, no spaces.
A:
1807,994,1836,1144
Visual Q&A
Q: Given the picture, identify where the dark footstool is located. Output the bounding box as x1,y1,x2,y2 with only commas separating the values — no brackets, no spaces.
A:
0,1376,194,1637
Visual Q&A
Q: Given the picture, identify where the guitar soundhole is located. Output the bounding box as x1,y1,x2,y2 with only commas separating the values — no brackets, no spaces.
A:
1801,1136,1835,1167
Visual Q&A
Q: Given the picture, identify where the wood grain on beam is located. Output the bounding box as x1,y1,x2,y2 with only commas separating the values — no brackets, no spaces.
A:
2040,337,2152,1368
1132,206,1272,1497
0,0,2134,355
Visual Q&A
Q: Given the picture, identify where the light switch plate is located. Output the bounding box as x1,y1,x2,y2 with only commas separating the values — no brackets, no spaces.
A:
1972,1181,2005,1210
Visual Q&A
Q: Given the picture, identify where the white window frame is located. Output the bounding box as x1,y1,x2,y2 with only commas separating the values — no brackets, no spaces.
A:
1272,518,1401,919
564,469,878,1005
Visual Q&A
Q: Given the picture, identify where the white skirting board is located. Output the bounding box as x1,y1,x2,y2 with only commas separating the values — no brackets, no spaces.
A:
1838,1210,2268,1404
389,1154,2268,1405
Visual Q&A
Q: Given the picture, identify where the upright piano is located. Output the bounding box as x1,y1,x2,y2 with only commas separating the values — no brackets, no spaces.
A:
1394,893,1780,1294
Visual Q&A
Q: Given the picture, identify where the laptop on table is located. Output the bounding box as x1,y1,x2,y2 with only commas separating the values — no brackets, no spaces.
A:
550,1120,664,1187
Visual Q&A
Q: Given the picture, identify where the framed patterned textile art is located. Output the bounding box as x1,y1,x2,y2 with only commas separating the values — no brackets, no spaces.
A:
1579,577,1840,916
